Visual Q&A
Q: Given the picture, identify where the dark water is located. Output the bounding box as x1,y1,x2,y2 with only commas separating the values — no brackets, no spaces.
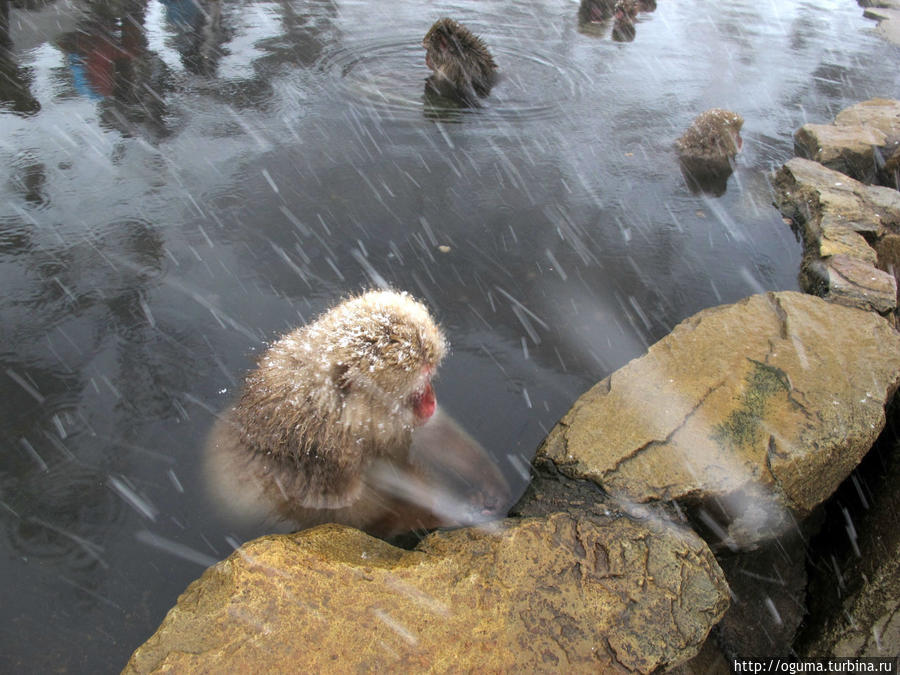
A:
1,0,898,670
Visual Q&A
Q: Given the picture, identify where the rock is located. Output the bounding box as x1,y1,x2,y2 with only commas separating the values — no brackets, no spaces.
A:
862,7,900,46
714,528,810,658
856,0,900,7
798,437,900,659
774,157,900,235
875,233,900,295
668,638,732,675
794,123,887,185
773,157,900,314
883,146,900,189
125,514,730,674
514,460,809,659
537,291,900,549
511,454,625,521
813,223,878,263
834,98,900,186
800,254,897,315
834,99,900,140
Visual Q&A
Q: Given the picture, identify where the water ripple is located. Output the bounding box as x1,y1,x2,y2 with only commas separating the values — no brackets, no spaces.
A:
315,36,593,123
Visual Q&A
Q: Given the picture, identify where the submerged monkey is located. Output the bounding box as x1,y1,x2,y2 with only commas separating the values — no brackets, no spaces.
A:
675,108,745,195
422,17,497,105
205,289,511,538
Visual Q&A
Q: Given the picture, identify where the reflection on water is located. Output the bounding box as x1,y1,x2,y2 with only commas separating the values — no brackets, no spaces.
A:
1,0,898,669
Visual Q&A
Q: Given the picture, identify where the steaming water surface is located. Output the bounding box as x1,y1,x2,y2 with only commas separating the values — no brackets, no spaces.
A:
1,0,899,669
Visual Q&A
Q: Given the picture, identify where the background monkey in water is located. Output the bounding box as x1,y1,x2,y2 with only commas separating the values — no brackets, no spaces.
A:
675,108,745,195
422,17,497,105
675,108,744,168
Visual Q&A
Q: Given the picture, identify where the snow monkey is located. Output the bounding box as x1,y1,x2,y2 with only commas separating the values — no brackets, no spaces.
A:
205,289,511,538
422,17,497,105
579,0,654,24
675,108,745,194
675,108,744,168
578,0,617,25
615,0,639,23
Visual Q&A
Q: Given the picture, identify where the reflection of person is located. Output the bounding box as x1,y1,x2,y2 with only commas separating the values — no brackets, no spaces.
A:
160,0,225,76
0,2,41,115
57,1,147,100
63,36,130,100
56,1,172,139
8,152,47,206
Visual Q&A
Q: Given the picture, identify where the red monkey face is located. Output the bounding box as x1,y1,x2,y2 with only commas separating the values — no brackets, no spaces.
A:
412,381,437,422
409,364,437,423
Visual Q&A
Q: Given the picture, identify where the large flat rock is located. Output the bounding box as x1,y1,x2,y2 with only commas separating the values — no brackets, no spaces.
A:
125,514,729,673
538,292,900,548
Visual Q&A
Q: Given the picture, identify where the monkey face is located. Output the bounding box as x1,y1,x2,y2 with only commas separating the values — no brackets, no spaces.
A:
410,378,436,422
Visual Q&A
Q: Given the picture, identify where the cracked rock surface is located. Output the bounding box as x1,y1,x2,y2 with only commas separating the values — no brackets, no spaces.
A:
537,291,900,548
124,514,728,674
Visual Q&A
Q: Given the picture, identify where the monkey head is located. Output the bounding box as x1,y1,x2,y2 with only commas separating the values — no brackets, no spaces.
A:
320,290,446,430
423,18,464,71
